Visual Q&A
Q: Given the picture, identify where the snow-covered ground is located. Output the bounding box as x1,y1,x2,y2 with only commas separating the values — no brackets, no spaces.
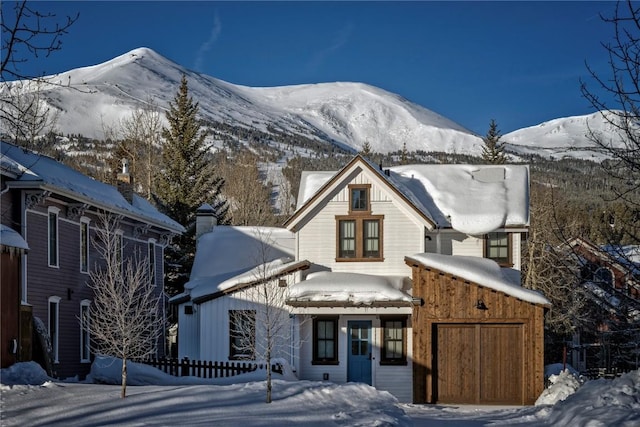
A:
1,358,639,426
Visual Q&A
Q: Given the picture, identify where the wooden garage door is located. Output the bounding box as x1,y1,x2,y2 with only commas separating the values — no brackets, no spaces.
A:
436,323,523,405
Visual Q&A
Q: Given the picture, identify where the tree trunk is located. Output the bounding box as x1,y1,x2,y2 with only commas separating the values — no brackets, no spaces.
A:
121,357,127,398
266,348,272,403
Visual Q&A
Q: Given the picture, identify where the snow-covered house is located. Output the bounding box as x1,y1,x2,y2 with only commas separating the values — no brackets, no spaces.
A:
567,237,640,372
0,141,184,378
174,154,550,404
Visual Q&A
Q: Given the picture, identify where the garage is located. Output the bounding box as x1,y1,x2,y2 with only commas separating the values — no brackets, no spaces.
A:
406,254,550,405
435,323,523,404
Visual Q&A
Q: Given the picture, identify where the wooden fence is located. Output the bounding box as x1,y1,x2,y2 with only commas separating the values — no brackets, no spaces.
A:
135,357,283,379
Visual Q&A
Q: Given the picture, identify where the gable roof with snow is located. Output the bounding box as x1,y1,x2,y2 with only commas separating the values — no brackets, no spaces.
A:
1,141,184,233
173,226,308,304
287,155,529,235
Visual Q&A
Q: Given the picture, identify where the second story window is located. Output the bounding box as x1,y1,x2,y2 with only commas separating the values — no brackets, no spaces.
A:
116,232,124,273
148,240,156,286
80,219,90,273
48,207,59,267
485,232,511,266
337,184,383,261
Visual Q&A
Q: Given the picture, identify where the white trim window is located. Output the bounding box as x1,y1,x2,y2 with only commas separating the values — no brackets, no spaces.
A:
80,300,91,362
48,207,60,267
80,217,90,273
48,296,61,363
148,239,156,287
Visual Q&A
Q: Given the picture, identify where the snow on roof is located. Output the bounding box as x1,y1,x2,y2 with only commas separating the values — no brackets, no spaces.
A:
1,142,184,233
407,253,550,305
296,171,335,210
287,271,412,306
0,224,29,250
295,158,529,235
177,226,297,302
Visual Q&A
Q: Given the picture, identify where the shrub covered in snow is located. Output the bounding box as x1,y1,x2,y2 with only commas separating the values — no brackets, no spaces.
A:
536,368,583,406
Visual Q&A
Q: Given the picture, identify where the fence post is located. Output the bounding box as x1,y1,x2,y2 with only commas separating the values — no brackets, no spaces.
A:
181,357,189,377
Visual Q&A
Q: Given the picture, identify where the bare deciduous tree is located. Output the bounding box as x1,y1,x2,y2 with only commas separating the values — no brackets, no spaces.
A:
84,213,163,398
230,229,305,403
523,185,588,334
1,1,77,151
1,0,78,81
109,100,164,199
581,0,640,250
217,151,277,226
0,78,59,151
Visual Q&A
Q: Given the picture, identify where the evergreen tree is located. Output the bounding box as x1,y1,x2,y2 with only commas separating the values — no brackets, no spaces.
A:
154,75,228,296
360,140,372,157
481,119,507,164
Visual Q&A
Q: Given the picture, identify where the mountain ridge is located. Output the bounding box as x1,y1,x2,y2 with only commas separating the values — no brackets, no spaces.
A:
8,47,623,160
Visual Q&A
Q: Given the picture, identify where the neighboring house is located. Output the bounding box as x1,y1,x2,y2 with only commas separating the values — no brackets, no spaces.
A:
174,155,550,404
0,141,184,379
567,237,640,372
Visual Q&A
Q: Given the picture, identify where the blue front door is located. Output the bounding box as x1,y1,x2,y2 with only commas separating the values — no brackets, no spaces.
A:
347,320,372,384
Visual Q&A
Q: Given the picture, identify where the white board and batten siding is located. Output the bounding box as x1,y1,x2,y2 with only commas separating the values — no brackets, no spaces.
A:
297,171,425,276
177,304,200,359
426,230,524,270
296,313,413,403
193,286,295,363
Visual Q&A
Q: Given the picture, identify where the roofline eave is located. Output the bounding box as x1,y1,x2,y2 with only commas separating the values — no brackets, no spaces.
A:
6,181,185,234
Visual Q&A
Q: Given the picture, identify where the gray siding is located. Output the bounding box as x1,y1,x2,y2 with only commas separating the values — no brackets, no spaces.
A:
25,201,168,379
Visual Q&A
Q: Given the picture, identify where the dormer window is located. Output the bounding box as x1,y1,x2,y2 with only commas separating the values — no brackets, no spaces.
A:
349,184,370,213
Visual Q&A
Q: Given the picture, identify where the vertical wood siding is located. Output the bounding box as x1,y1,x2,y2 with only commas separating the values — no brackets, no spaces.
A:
410,263,546,405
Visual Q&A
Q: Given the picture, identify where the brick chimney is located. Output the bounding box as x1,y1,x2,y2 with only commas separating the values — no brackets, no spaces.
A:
196,203,217,240
117,158,134,203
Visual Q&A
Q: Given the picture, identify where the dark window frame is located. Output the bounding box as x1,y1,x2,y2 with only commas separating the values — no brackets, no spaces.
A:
229,310,256,360
380,316,408,365
349,184,371,213
336,216,384,261
312,316,339,365
48,210,59,267
484,232,512,267
80,220,89,273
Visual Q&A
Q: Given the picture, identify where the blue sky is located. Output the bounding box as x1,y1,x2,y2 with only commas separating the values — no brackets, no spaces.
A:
7,1,618,134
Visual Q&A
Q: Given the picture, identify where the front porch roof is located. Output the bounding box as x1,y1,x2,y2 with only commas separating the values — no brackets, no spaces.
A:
286,271,413,308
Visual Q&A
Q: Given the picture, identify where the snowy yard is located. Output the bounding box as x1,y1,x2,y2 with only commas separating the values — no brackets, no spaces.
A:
1,359,639,426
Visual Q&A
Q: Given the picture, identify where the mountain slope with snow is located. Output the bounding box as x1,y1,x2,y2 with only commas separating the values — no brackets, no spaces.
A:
503,112,624,161
9,47,627,159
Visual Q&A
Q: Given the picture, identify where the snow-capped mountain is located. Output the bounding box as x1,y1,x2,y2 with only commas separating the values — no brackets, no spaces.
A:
503,112,624,161
8,47,626,159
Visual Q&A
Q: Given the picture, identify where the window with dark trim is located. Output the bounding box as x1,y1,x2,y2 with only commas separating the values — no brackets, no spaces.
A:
48,209,59,267
350,186,369,212
148,241,156,286
312,317,338,364
380,317,407,365
80,220,89,273
337,185,384,261
336,217,383,261
485,232,511,266
80,300,91,362
48,296,61,363
229,310,255,359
